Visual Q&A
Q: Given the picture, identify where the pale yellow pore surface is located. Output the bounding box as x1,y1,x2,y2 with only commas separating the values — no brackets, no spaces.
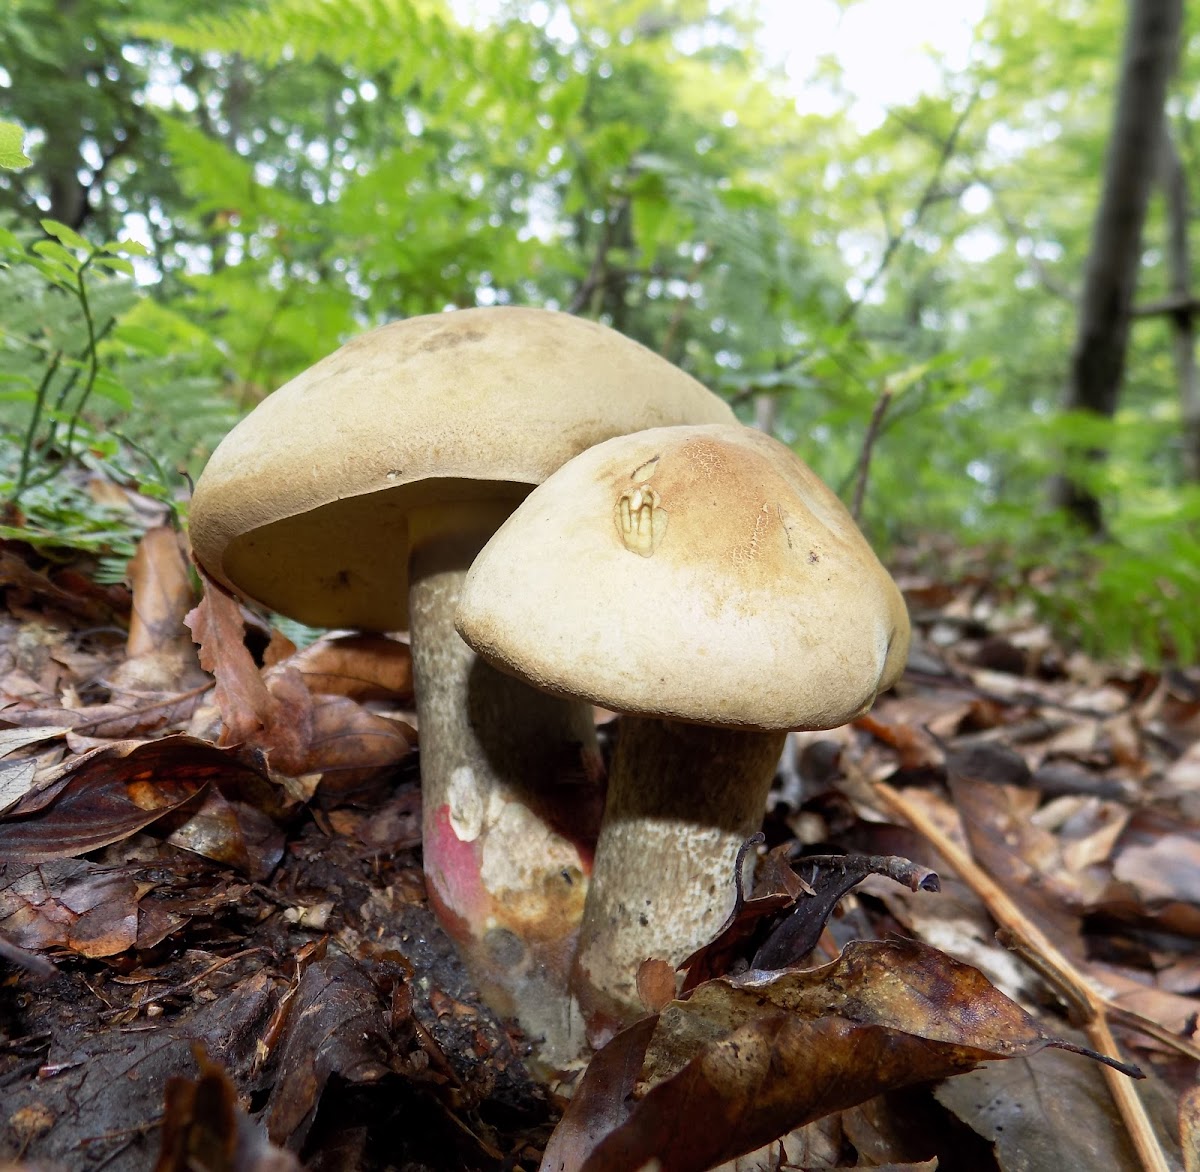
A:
189,307,735,631
457,424,911,731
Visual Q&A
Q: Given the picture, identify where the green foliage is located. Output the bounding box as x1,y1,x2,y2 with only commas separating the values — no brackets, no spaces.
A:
1023,488,1200,667
130,0,456,74
2,0,1199,662
0,219,233,556
0,122,31,171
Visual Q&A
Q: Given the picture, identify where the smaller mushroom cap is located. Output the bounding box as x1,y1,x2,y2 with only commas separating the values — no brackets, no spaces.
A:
456,424,910,730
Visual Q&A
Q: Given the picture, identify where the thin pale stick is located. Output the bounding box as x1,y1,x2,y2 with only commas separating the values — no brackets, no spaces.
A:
871,777,1171,1172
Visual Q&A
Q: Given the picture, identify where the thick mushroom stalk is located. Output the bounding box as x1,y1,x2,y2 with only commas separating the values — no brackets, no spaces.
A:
573,718,785,1035
457,424,912,1039
408,508,599,1060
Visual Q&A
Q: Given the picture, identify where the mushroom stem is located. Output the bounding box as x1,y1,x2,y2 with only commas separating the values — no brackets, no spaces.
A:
572,716,786,1039
409,529,600,1063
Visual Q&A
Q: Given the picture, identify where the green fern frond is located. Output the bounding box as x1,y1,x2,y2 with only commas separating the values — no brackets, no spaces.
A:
129,0,458,76
155,114,310,228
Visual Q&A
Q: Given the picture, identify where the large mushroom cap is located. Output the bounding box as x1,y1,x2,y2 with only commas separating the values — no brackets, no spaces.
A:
457,424,910,730
189,307,735,630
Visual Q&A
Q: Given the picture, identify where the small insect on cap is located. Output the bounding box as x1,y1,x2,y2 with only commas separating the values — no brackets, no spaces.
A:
457,423,911,730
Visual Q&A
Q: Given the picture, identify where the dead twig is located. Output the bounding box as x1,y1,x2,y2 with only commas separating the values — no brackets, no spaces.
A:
837,96,978,329
850,386,894,522
869,775,1172,1172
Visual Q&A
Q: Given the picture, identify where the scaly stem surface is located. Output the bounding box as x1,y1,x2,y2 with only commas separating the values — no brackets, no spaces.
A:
410,526,600,1066
573,715,785,1040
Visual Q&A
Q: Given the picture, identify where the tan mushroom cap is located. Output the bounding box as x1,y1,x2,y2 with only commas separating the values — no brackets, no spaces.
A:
189,307,735,630
457,424,911,731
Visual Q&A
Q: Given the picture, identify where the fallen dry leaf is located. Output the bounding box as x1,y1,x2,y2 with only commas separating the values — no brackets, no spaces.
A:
0,548,126,626
124,527,197,661
184,573,413,789
0,736,276,867
680,846,938,991
265,952,394,1150
935,1046,1167,1171
545,938,1120,1172
163,785,285,881
185,569,279,748
262,666,414,786
1113,831,1200,905
274,633,414,702
3,688,209,739
1,861,140,957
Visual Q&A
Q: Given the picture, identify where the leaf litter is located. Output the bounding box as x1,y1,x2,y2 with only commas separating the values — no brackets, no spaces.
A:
0,529,1196,1171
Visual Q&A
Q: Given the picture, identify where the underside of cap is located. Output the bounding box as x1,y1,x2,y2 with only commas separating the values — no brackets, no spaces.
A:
456,424,911,731
189,307,735,629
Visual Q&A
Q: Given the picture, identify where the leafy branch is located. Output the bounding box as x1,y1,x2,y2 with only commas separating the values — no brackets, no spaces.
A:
5,221,148,503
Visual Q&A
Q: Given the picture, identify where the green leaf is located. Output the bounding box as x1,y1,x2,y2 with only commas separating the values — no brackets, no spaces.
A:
40,219,91,254
24,254,76,289
0,122,31,171
112,322,169,354
31,239,82,273
92,255,136,276
92,371,133,409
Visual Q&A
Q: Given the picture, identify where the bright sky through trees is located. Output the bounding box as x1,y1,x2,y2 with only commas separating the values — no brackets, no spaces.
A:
759,0,987,123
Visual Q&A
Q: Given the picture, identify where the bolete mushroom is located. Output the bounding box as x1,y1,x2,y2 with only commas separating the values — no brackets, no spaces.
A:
188,308,734,1057
455,423,910,1037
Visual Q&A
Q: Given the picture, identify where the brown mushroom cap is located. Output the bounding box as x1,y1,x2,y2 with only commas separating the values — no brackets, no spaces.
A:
189,307,735,630
457,424,910,730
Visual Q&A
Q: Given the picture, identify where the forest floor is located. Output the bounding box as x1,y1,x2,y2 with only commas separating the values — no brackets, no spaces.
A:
0,481,1197,1172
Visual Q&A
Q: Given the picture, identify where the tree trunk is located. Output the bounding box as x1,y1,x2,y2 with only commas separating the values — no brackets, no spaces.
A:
1054,0,1183,529
1159,125,1200,481
753,392,777,436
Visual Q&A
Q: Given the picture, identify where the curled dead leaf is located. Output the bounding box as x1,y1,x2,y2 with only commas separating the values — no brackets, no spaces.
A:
546,939,1128,1172
0,736,278,873
274,633,413,702
185,571,413,790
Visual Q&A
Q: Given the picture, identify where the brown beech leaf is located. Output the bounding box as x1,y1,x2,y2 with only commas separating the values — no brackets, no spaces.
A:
253,665,315,775
3,688,208,739
935,1047,1151,1172
678,838,805,993
163,786,285,881
185,568,277,746
185,575,412,784
854,713,943,770
636,958,677,1015
0,549,124,625
0,861,140,957
251,666,413,789
266,952,394,1150
125,527,196,658
0,736,262,862
295,692,414,780
549,939,1108,1172
275,633,414,702
1113,830,1200,906
540,1017,658,1172
750,854,939,971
